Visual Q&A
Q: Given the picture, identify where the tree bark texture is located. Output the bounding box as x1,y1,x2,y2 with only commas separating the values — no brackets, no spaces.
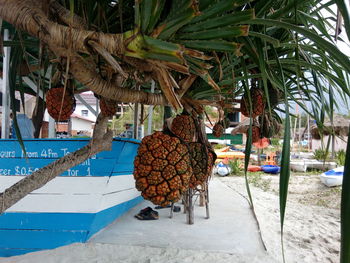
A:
0,114,113,214
0,0,125,56
66,53,167,106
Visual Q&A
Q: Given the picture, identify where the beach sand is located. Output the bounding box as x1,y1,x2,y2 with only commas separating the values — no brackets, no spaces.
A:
220,173,341,263
0,173,341,263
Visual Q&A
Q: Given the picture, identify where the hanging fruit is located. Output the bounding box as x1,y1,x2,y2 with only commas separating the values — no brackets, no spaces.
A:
272,118,282,135
100,98,117,117
189,142,216,188
212,121,224,138
267,87,281,109
240,88,264,118
260,114,273,138
46,85,76,121
133,131,192,207
251,125,261,143
170,113,196,142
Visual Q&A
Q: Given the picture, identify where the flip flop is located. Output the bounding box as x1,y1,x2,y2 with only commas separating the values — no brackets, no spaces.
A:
139,206,153,214
134,208,159,220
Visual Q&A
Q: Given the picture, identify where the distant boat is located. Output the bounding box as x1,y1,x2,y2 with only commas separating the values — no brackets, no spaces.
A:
319,166,344,187
0,138,142,257
214,162,231,176
290,159,337,172
261,165,280,174
215,151,245,160
247,165,262,172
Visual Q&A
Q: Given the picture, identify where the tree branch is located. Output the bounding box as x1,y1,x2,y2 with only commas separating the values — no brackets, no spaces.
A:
55,51,168,106
0,113,113,214
0,0,125,56
49,1,88,30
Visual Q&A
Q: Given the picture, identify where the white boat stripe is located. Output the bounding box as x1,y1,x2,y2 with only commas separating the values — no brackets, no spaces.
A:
4,188,140,213
0,175,135,194
1,174,140,213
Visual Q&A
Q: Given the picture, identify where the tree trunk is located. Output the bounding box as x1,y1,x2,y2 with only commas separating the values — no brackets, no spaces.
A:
0,113,113,214
31,96,46,138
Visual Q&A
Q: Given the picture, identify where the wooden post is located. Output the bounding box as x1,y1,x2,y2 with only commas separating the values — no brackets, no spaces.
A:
48,116,56,138
169,202,174,218
133,102,139,139
199,190,205,207
1,29,10,139
147,80,155,135
205,182,210,219
187,188,194,225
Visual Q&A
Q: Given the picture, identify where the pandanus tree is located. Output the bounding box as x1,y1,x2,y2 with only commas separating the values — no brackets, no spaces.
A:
1,0,350,261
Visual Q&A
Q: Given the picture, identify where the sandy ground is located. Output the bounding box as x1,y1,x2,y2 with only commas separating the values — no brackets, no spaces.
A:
0,243,274,263
220,172,341,263
0,173,341,263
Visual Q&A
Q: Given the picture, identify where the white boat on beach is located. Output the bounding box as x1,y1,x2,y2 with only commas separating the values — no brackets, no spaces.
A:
291,152,314,159
290,159,337,172
319,166,344,187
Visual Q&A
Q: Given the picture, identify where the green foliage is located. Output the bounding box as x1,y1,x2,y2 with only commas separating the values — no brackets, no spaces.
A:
341,128,350,263
248,172,272,192
228,159,243,176
3,1,350,261
212,144,227,150
109,105,165,136
270,138,280,146
313,149,330,161
204,106,218,121
336,150,346,166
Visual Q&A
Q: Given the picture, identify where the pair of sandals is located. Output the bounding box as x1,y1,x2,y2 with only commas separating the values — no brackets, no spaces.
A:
134,207,159,220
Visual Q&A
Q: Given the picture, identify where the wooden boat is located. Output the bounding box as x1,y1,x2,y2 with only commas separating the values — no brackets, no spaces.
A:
0,138,142,257
319,166,344,187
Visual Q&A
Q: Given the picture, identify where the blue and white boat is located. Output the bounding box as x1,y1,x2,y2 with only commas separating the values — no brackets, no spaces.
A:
319,166,344,187
0,138,142,257
214,162,231,176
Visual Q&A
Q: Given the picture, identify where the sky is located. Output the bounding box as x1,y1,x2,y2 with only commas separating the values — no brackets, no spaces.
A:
293,2,350,116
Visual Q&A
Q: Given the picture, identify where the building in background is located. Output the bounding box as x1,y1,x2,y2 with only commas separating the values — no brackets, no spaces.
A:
206,111,243,145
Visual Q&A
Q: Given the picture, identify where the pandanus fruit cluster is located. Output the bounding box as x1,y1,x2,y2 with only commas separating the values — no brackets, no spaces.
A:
46,85,76,121
133,112,216,207
239,81,282,143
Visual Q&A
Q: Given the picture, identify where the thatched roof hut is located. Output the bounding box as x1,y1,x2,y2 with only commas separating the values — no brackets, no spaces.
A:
310,115,350,140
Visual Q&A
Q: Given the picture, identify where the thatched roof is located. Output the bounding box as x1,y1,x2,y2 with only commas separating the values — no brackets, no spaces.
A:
310,115,350,140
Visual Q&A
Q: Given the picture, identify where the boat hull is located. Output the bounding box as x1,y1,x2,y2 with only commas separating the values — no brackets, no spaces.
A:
290,160,337,172
261,165,280,174
247,165,262,172
0,138,142,257
319,167,344,187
